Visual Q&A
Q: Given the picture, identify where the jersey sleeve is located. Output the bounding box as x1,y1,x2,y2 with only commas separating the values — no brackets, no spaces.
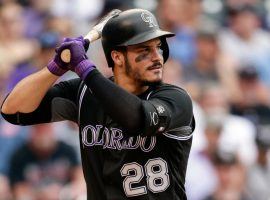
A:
1,78,81,125
141,85,194,137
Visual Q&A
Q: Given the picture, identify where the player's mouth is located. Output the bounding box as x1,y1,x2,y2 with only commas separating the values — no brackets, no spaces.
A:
147,63,162,71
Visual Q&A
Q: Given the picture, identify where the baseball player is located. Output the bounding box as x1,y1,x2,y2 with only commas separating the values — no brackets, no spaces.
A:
1,9,195,200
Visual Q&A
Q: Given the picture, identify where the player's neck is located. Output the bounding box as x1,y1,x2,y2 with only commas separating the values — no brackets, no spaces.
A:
114,72,148,95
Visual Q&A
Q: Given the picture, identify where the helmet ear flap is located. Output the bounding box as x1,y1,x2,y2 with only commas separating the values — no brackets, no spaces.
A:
160,37,169,63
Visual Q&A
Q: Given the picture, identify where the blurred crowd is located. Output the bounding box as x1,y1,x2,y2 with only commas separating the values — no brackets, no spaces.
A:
0,0,270,199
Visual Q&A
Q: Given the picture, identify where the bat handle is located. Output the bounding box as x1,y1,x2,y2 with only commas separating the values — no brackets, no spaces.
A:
60,30,100,63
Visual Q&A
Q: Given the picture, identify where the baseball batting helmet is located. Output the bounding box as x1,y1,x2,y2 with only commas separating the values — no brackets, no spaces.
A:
101,9,175,68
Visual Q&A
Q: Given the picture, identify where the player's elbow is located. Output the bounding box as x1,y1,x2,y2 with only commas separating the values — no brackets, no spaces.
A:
1,98,20,125
1,93,21,115
120,116,144,136
1,101,17,115
1,94,39,114
0,111,20,125
124,124,142,136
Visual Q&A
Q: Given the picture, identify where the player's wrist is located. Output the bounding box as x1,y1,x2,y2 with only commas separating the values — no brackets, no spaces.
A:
75,59,96,79
47,60,68,76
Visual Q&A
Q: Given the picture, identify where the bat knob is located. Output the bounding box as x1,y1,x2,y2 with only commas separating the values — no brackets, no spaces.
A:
61,49,71,63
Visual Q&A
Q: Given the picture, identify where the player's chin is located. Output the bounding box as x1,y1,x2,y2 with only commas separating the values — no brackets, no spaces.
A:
147,69,162,80
143,75,163,86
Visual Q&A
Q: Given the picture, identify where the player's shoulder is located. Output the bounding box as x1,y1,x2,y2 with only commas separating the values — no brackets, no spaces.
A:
152,82,188,93
149,82,191,99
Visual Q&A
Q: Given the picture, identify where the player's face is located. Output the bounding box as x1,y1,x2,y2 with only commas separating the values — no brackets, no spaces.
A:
124,38,164,85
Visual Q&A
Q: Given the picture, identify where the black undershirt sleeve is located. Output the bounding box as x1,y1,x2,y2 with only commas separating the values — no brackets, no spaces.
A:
83,69,144,133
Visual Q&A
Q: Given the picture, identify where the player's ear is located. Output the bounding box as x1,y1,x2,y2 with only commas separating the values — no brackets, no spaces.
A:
111,50,124,67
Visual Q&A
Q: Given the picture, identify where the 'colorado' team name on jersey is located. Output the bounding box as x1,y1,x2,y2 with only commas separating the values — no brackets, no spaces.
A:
81,124,156,152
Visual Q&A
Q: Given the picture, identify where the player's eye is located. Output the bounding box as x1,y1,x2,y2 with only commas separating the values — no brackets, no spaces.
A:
156,44,163,54
138,48,150,55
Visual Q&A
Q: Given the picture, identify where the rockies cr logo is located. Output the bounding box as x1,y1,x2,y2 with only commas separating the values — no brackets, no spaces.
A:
141,12,157,28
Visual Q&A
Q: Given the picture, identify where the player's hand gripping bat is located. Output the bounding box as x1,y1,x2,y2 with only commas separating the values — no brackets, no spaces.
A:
60,9,121,63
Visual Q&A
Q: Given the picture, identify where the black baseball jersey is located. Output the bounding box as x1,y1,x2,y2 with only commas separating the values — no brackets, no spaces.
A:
2,76,195,200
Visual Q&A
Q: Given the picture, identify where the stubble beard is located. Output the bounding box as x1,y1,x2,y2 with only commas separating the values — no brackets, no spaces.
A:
124,57,162,87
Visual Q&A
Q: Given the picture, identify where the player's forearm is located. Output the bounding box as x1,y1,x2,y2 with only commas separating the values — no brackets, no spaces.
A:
83,69,144,133
1,68,59,114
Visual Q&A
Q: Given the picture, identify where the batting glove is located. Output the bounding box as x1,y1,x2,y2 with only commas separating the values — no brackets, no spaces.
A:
47,36,90,76
58,37,95,79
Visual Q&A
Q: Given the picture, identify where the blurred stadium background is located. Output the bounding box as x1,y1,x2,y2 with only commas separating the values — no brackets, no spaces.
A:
1,0,270,199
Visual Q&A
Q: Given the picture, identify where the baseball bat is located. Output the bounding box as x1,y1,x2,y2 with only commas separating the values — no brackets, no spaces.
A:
60,9,121,63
